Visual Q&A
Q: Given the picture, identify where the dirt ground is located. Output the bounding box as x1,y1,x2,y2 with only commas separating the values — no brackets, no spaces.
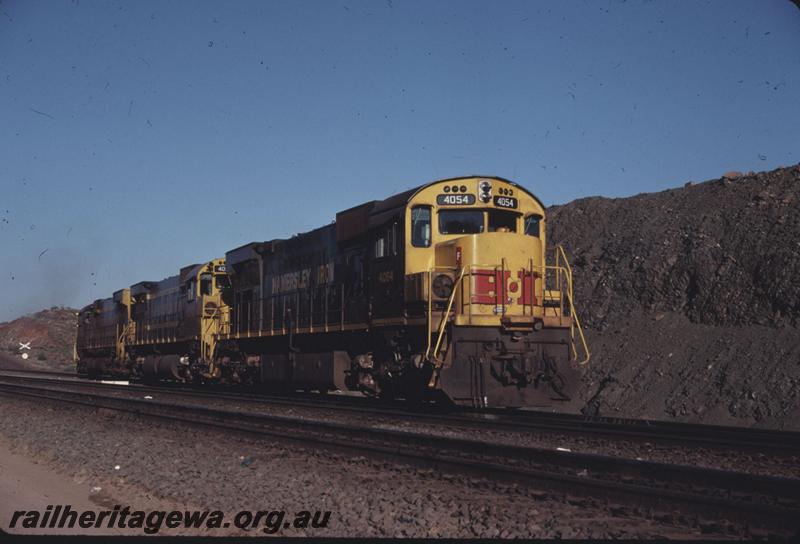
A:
0,395,719,539
0,433,197,536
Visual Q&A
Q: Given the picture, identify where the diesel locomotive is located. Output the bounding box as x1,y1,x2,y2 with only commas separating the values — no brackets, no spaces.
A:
76,176,589,407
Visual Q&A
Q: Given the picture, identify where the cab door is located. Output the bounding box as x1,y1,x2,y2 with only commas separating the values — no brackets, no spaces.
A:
368,218,405,321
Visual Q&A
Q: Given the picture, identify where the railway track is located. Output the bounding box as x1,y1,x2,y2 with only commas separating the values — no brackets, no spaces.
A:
0,375,798,536
0,368,79,379
2,369,799,456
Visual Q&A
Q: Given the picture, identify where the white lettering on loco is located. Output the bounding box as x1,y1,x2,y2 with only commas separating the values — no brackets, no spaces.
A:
269,262,334,294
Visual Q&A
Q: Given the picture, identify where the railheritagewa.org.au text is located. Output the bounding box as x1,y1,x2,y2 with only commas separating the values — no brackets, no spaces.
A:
9,505,332,534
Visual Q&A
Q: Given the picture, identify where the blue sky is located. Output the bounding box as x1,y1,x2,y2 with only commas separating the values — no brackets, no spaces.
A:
1,0,798,321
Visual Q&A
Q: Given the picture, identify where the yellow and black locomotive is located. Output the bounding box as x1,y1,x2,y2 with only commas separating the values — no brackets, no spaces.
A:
76,176,589,407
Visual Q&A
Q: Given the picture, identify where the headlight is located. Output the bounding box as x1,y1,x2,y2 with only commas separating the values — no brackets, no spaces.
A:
432,274,454,298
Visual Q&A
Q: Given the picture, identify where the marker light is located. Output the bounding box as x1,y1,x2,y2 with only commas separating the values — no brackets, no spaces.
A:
479,180,492,203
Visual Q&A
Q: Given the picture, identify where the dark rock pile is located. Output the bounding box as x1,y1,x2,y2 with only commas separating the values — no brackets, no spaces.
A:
548,165,800,429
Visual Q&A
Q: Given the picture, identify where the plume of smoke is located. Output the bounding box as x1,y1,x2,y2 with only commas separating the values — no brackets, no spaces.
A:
4,245,93,320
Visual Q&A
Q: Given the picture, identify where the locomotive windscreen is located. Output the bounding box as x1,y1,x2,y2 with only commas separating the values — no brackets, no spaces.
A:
438,210,484,234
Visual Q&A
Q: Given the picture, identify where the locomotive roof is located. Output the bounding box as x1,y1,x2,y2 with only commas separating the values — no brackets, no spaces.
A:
226,242,261,267
179,263,204,282
130,274,179,296
79,296,113,313
227,175,545,263
369,186,418,216
371,175,545,215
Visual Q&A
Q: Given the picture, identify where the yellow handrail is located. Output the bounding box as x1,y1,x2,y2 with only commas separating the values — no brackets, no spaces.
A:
426,266,466,387
425,269,433,358
422,258,588,367
431,266,466,363
116,321,133,361
553,245,590,366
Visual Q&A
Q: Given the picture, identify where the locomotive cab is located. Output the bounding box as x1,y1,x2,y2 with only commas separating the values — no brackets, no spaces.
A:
400,177,589,407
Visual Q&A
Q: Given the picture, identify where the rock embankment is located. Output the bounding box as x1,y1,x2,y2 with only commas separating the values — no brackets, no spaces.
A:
0,307,77,371
548,165,800,429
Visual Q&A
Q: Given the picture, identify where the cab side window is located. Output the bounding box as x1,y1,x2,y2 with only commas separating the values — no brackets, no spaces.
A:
200,274,213,296
411,206,431,247
215,275,230,290
524,215,542,237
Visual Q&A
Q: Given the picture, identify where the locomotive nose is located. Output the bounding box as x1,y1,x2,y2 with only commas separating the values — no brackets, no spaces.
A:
435,231,543,317
430,229,585,408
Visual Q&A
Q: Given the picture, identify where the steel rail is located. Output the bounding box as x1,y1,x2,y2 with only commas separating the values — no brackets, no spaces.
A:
0,368,78,378
0,380,798,535
1,370,799,455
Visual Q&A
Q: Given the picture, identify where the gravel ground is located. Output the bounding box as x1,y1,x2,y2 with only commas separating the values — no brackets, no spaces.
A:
11,377,799,480
0,393,748,539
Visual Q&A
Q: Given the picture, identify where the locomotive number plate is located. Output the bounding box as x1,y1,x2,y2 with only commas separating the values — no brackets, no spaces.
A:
436,194,476,206
493,196,518,209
